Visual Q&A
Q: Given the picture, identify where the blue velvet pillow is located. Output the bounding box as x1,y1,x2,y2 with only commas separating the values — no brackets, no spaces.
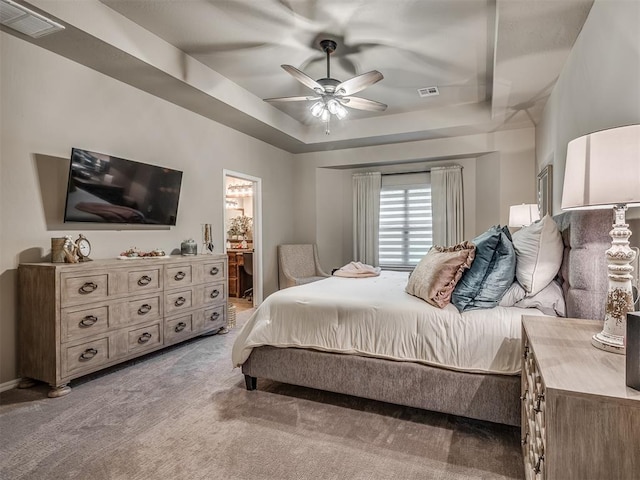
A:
451,226,516,312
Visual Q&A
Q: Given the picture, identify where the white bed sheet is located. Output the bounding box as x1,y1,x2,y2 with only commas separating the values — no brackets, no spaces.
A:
232,271,548,375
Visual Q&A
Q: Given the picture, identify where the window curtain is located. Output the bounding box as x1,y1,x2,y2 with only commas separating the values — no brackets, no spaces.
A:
352,172,381,266
431,165,464,246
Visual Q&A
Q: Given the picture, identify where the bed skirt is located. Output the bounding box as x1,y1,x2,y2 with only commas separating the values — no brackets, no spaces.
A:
242,346,520,426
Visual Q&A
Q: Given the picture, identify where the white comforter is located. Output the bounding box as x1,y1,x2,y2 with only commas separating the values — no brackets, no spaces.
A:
232,271,547,375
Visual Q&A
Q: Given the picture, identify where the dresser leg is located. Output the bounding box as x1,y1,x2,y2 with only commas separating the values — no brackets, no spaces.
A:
244,375,257,391
48,384,71,398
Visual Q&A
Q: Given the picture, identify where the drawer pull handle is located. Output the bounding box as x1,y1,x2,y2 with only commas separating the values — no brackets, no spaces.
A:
210,289,220,299
79,348,98,361
534,455,545,474
521,431,529,446
520,389,528,401
79,282,98,294
79,315,98,327
175,322,187,333
138,332,152,344
534,393,545,413
210,311,220,322
175,296,187,307
138,275,152,286
138,304,152,315
210,266,219,275
174,271,186,281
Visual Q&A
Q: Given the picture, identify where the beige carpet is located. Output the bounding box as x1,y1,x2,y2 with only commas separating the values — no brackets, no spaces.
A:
0,310,523,480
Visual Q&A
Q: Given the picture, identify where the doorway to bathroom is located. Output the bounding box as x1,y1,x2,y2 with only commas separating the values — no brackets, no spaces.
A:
223,170,262,310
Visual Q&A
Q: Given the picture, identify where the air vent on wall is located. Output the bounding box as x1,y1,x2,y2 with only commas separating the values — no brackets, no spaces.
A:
418,86,440,98
0,0,64,38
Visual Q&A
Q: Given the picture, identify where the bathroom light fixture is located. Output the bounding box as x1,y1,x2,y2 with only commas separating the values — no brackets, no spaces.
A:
226,182,253,198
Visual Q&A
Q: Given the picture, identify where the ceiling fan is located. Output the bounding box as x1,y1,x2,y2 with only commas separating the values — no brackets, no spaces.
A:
264,39,387,134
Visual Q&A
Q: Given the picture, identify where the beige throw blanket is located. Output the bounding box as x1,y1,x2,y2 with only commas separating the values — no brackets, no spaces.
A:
333,261,381,278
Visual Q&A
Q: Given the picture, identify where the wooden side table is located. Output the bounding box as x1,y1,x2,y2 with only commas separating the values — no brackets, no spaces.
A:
521,316,640,480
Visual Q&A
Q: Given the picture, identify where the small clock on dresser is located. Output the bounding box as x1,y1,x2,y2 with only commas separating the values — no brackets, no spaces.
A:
75,234,92,262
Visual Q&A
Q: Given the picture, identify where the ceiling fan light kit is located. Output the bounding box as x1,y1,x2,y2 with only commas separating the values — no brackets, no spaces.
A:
264,38,387,134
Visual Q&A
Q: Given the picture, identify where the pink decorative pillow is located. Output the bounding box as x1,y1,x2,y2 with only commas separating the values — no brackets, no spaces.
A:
406,242,476,308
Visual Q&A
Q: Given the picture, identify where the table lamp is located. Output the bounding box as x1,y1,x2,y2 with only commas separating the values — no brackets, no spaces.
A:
561,124,640,354
508,204,541,228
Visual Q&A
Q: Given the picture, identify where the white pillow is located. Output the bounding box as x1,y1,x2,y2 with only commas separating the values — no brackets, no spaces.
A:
511,215,563,296
499,280,566,316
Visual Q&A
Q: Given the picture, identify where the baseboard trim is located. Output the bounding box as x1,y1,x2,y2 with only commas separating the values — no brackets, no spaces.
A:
0,378,21,392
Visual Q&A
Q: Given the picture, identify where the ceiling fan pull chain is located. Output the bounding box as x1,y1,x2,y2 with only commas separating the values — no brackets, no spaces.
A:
325,116,330,135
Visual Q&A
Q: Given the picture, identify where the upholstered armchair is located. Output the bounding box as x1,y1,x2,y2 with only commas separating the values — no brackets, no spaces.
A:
278,244,330,289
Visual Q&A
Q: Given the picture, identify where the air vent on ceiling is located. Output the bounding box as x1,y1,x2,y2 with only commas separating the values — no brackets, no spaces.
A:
418,86,440,98
0,0,64,38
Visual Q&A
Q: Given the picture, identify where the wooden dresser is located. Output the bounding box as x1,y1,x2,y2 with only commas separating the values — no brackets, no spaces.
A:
18,255,227,397
227,249,252,297
521,316,640,480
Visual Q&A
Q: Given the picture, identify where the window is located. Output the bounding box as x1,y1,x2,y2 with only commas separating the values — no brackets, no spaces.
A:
378,175,432,269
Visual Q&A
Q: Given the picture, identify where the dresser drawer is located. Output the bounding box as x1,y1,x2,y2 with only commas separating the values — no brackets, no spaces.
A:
522,335,546,480
165,264,193,289
200,282,225,306
203,304,225,331
165,289,193,315
127,268,161,293
127,323,161,354
63,337,111,377
202,260,225,281
165,313,194,344
61,305,110,342
127,295,162,324
61,273,109,306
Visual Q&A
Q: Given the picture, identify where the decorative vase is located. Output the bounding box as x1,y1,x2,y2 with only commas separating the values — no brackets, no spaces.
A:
181,238,197,256
51,238,66,263
201,224,214,254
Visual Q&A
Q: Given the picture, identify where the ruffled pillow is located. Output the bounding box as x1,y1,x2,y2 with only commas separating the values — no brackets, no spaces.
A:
406,241,476,308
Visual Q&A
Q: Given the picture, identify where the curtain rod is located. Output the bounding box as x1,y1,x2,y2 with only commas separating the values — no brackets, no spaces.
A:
381,170,430,176
380,165,462,176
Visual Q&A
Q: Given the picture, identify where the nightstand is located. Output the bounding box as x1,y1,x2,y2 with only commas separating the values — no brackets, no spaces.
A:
521,315,640,480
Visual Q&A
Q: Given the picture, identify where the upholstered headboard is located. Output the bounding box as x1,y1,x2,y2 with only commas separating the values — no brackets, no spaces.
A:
554,210,614,320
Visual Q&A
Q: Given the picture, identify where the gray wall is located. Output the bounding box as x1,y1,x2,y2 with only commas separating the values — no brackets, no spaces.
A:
536,0,640,215
0,33,296,384
293,128,537,273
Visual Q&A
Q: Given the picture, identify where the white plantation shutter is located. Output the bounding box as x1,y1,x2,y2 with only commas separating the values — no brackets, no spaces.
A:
378,175,432,268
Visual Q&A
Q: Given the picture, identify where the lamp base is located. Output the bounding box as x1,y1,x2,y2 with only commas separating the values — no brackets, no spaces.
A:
592,204,636,355
592,331,625,354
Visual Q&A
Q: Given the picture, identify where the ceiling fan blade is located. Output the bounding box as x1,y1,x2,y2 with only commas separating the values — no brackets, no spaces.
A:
264,95,321,103
340,96,388,112
281,65,325,93
335,70,383,96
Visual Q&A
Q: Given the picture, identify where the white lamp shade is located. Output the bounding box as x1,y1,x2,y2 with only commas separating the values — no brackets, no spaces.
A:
509,204,541,227
561,124,640,210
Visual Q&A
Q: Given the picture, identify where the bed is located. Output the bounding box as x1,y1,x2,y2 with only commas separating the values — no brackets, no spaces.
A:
234,210,614,426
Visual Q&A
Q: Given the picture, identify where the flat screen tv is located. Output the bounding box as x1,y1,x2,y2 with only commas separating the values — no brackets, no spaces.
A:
64,148,183,225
